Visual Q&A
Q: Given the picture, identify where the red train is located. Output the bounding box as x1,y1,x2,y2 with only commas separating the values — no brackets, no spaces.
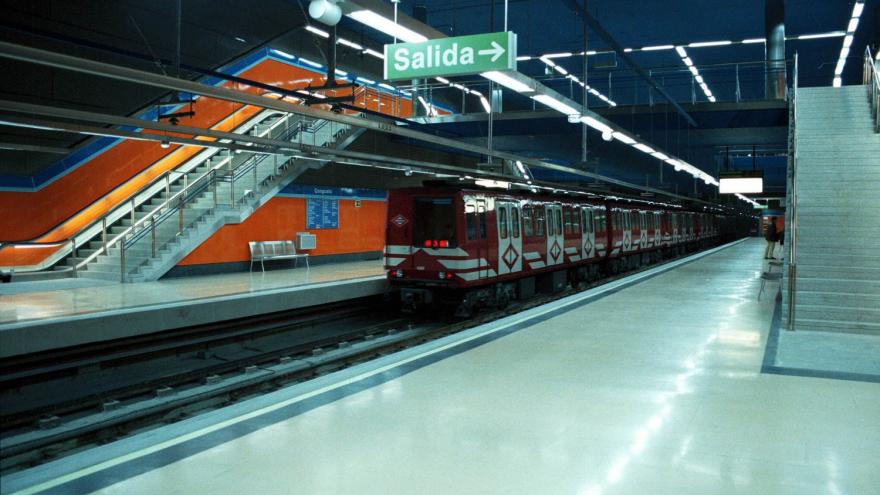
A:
385,185,740,314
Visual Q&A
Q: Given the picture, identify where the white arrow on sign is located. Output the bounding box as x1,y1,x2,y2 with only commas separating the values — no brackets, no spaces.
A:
478,41,506,62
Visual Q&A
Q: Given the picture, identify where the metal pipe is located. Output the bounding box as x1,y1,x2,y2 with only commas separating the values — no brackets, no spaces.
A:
0,44,701,199
151,216,156,258
70,238,77,278
765,0,786,99
120,237,126,283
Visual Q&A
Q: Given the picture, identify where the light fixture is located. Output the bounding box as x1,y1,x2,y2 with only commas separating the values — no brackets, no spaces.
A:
160,140,170,149
516,55,532,61
642,45,674,51
633,143,655,154
356,76,375,85
482,71,534,93
652,152,669,161
271,49,296,60
688,40,733,48
479,95,492,113
675,46,688,57
543,52,573,58
308,0,342,26
847,18,860,33
347,10,427,43
612,132,636,144
553,65,568,75
580,116,613,134
305,25,330,38
435,77,450,84
742,37,766,44
797,31,844,40
532,94,579,115
298,57,322,68
363,48,385,59
338,38,363,50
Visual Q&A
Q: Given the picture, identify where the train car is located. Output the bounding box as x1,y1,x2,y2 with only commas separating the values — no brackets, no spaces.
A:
384,186,725,314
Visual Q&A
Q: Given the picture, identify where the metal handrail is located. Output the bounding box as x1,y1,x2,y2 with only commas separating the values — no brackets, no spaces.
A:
0,109,283,271
786,52,799,330
864,46,880,133
88,114,346,281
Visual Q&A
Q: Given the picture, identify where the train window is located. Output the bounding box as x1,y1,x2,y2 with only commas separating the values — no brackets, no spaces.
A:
555,208,562,235
413,197,456,247
511,207,520,238
546,208,554,236
640,212,646,231
477,200,487,239
535,208,546,236
522,207,534,237
584,209,594,234
563,209,572,235
465,203,476,240
499,206,508,239
573,209,581,234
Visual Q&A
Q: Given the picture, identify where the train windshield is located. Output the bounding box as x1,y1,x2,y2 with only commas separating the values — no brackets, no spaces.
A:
413,197,457,247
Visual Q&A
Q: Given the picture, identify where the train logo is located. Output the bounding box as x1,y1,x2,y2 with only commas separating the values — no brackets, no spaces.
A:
502,244,519,268
391,214,408,227
550,240,562,262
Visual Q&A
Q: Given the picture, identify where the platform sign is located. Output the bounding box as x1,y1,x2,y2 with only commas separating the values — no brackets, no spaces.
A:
384,31,517,81
306,198,339,229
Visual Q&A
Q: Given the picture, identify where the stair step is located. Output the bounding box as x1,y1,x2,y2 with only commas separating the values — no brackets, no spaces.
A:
789,317,880,335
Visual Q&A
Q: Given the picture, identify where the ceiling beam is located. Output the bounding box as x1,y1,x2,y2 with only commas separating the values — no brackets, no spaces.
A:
0,40,720,204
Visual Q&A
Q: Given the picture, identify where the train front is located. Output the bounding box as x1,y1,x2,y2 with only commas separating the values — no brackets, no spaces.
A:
384,189,470,310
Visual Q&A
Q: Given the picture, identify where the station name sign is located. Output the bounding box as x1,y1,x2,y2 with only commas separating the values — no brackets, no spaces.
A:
384,31,517,81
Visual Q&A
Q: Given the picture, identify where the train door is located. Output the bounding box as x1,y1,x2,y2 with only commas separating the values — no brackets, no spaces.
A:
476,199,489,279
594,207,607,256
496,201,522,275
639,212,648,249
654,212,661,247
622,210,633,252
545,204,564,266
581,206,595,259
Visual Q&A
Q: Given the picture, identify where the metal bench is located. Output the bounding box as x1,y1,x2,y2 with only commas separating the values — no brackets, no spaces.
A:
248,240,309,273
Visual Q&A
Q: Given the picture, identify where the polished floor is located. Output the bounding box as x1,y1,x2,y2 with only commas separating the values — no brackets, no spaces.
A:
7,239,879,495
0,259,384,326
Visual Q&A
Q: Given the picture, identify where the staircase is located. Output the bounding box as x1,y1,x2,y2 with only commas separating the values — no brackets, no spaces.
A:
71,117,363,282
783,85,880,335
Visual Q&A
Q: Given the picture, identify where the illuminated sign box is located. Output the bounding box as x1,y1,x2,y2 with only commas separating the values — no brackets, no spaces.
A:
719,170,763,194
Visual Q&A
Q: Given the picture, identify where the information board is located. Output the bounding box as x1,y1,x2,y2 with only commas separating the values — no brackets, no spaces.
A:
306,198,339,229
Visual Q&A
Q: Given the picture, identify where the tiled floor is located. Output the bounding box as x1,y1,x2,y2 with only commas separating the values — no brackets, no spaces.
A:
8,239,879,494
0,259,384,326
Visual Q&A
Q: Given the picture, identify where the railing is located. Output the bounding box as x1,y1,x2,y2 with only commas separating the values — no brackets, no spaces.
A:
100,115,314,281
785,53,799,330
0,109,280,273
865,46,880,133
0,110,353,280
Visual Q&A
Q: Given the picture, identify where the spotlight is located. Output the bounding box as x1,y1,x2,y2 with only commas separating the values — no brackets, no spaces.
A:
160,140,170,149
601,131,613,142
308,0,342,26
404,168,413,176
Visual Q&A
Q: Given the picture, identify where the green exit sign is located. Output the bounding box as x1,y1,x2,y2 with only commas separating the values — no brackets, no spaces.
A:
384,31,517,81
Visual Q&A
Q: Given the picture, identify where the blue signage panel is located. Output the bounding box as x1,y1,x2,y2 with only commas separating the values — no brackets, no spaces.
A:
306,198,339,229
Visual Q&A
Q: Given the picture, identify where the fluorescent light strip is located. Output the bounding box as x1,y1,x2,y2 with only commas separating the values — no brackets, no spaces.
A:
298,57,322,68
306,25,329,38
742,38,766,44
435,77,450,84
833,1,864,86
633,143,655,154
532,94,580,115
482,70,534,93
347,10,427,43
580,116,612,134
642,45,674,51
543,52,573,58
363,49,385,59
675,46,688,57
553,65,568,75
797,31,844,40
338,38,363,50
478,96,491,113
612,132,636,144
688,40,732,47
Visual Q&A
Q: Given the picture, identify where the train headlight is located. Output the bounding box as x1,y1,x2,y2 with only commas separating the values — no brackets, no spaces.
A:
438,271,446,280
394,269,404,278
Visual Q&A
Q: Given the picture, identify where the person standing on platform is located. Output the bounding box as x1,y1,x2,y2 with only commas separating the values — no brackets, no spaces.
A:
764,217,779,259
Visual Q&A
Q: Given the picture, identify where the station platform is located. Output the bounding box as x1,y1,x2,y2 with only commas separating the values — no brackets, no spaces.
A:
4,238,879,495
0,260,387,359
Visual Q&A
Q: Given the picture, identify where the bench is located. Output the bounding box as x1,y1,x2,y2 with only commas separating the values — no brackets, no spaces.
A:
248,240,309,273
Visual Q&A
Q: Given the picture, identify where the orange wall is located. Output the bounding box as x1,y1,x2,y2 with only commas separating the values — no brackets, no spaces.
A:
0,55,413,268
178,197,387,266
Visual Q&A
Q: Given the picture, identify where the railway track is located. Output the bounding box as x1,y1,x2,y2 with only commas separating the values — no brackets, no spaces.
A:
0,242,723,474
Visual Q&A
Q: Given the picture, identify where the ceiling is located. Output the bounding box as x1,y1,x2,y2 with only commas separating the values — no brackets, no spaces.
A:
0,0,874,201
